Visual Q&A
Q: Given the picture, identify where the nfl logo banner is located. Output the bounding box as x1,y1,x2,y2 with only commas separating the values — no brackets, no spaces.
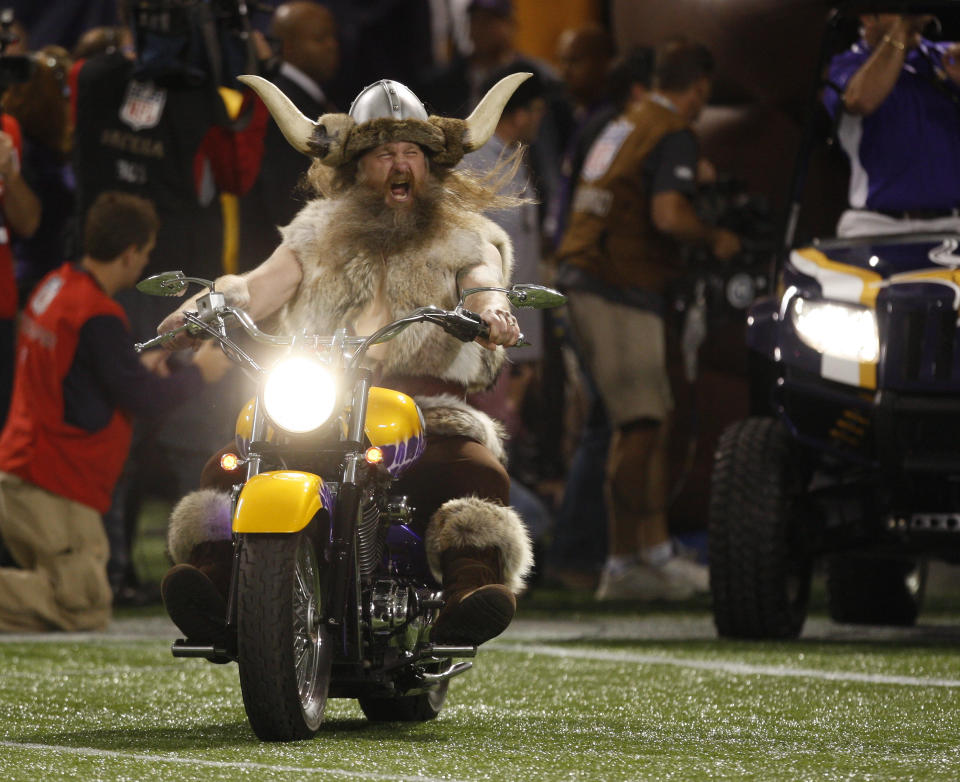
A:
119,81,167,131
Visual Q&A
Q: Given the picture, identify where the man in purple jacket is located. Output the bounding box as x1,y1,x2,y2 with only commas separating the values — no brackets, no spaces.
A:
824,13,960,237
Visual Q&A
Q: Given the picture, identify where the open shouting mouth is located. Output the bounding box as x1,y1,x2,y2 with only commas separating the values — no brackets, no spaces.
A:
388,176,412,204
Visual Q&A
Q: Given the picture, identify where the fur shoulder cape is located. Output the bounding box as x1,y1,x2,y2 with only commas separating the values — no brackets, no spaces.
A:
278,198,514,391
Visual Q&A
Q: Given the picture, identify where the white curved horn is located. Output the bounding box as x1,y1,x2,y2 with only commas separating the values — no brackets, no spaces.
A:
463,71,532,151
238,74,318,156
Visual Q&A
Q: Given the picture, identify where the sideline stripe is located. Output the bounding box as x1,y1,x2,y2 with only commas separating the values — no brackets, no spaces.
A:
2,631,956,689
496,644,960,688
0,741,468,782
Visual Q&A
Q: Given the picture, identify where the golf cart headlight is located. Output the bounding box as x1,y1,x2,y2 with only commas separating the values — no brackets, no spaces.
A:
790,298,879,363
262,356,337,434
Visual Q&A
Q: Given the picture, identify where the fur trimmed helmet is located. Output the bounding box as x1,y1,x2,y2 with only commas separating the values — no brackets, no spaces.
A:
237,71,531,168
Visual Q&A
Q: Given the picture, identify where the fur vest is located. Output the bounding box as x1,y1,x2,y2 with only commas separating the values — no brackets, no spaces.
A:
278,198,514,392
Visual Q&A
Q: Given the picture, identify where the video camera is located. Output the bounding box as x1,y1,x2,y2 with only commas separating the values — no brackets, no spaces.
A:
673,177,776,325
125,0,258,86
0,8,33,91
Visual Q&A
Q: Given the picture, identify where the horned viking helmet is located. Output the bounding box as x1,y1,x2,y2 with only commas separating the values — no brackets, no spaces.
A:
237,72,532,168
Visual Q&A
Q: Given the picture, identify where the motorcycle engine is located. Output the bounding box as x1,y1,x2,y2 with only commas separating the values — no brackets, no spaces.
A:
369,580,412,632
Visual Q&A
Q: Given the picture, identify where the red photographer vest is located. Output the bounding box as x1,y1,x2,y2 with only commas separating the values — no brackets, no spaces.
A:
0,265,133,513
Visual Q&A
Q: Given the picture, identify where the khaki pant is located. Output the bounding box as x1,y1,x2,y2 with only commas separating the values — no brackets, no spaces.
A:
0,473,112,632
566,290,673,427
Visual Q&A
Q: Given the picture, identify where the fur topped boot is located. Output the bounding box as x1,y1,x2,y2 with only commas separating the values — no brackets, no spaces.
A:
426,496,533,646
161,489,233,644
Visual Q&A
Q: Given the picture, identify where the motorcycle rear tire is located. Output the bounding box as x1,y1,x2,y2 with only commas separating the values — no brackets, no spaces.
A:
358,678,449,722
237,528,333,741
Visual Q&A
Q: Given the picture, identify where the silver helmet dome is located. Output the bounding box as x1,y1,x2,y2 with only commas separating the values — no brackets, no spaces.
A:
348,80,429,123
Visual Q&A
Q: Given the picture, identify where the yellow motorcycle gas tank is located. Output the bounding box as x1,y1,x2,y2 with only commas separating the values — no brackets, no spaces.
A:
365,386,425,476
233,388,425,475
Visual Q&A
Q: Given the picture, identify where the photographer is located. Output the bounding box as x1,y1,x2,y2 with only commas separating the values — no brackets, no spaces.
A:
3,46,76,304
555,38,740,602
0,12,42,429
0,192,231,632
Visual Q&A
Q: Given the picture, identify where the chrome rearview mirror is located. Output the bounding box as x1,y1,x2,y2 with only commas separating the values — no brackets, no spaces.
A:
136,271,188,296
137,271,216,297
460,283,566,309
506,284,567,309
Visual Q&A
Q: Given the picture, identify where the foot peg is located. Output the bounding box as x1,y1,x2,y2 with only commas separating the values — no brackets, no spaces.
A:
171,639,233,664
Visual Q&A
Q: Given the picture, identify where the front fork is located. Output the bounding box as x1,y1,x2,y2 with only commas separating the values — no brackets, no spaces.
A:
219,370,372,657
224,392,268,646
325,368,372,653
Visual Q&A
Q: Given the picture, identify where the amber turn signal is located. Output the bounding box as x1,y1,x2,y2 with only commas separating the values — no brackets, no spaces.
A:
220,452,241,471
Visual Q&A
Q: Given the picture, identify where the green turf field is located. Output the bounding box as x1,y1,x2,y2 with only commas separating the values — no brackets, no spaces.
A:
1,588,959,782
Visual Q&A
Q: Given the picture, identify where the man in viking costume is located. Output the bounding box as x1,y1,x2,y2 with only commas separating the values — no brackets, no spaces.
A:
157,72,534,648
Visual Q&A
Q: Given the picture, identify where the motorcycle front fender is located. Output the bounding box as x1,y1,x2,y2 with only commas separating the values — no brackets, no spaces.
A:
233,471,327,534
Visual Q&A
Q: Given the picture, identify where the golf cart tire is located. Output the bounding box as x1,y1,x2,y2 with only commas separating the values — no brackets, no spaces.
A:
709,417,813,640
826,555,926,626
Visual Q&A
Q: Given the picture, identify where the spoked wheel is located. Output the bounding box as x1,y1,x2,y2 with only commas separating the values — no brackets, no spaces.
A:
827,555,927,626
237,529,333,741
709,417,814,640
358,662,450,722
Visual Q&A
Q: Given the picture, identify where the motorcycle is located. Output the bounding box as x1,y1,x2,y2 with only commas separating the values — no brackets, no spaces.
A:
134,271,565,741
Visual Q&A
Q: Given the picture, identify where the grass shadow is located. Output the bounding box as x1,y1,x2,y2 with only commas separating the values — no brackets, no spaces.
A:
317,717,452,744
14,723,257,752
14,713,451,754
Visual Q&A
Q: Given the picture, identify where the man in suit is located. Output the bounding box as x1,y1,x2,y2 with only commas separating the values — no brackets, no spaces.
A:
238,1,340,270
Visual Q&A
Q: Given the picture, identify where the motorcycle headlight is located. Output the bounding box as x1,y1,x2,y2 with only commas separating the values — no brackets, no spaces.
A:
790,297,879,363
262,356,337,434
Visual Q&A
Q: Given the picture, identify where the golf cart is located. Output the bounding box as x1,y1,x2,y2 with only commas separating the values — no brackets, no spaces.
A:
708,0,960,638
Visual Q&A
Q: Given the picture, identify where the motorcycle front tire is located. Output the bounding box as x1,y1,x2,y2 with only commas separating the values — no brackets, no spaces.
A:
237,527,333,741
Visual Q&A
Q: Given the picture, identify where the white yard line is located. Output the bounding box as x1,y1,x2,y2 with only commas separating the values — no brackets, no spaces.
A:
495,643,960,688
2,617,958,689
8,645,957,689
0,666,182,678
0,741,470,782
